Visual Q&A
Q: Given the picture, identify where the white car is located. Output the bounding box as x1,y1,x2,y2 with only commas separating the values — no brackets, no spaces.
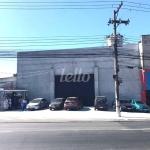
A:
26,98,48,110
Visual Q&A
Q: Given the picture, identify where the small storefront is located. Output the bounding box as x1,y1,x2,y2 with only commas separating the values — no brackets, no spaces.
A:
0,90,28,111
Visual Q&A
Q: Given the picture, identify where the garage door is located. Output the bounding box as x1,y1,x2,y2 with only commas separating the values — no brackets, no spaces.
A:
55,74,95,106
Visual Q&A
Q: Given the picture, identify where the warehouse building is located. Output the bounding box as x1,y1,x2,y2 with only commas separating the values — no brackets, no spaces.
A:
16,38,146,107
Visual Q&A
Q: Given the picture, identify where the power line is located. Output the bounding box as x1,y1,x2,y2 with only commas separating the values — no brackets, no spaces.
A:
125,1,150,7
0,35,140,39
122,7,150,13
0,1,149,6
0,4,119,7
0,48,147,80
0,40,139,47
0,38,139,47
0,58,114,75
0,2,119,9
0,41,107,48
0,38,105,42
16,57,115,79
0,37,139,42
123,35,141,38
0,1,121,4
2,53,149,59
123,4,150,10
0,7,117,10
0,2,119,10
0,35,107,38
0,1,150,12
0,39,106,44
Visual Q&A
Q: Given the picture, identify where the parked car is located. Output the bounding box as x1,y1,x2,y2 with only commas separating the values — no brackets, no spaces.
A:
64,97,83,110
94,96,108,111
49,98,65,110
26,98,49,110
129,99,150,113
113,99,135,112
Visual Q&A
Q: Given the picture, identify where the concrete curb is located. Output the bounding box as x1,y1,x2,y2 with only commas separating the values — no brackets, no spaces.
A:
0,117,150,123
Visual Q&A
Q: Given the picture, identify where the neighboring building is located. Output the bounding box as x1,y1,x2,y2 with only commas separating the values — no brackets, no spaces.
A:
0,76,16,89
139,35,150,106
16,43,142,107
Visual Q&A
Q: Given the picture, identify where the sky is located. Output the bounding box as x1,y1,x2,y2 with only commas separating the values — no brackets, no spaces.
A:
0,0,150,78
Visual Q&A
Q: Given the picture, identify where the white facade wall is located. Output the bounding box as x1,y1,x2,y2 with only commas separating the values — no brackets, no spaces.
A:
17,45,141,106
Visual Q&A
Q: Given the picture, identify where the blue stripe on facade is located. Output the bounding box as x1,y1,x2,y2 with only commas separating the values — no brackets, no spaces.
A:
146,72,150,90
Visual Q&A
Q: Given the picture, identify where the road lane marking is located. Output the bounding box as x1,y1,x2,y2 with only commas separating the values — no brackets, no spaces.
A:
0,129,128,132
0,131,13,133
1,128,150,132
122,128,150,131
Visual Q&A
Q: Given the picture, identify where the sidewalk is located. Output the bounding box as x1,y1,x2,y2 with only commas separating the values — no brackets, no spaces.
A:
0,107,150,122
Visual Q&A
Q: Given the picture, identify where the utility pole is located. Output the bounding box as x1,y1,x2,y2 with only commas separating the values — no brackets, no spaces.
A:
108,2,130,117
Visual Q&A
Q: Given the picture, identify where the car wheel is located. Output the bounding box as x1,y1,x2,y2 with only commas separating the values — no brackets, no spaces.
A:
76,107,80,110
49,108,52,110
136,108,140,112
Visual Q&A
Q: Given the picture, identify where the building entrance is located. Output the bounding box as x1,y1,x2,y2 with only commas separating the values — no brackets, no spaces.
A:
55,74,95,106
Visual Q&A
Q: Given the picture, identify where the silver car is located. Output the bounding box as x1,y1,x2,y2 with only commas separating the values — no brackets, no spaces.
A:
26,98,48,110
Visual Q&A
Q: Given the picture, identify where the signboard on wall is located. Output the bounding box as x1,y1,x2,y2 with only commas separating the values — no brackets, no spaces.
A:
146,72,150,90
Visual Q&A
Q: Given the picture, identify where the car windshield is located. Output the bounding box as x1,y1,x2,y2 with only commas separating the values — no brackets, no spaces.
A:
97,97,105,101
66,98,76,101
30,99,41,103
97,99,106,103
136,101,144,104
97,99,106,102
52,99,62,102
120,100,129,103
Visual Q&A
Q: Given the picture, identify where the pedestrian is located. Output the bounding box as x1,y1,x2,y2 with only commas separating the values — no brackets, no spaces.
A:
14,98,18,110
3,98,9,110
8,98,12,110
21,98,27,111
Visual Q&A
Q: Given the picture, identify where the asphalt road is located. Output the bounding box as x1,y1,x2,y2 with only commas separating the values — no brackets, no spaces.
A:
0,121,150,150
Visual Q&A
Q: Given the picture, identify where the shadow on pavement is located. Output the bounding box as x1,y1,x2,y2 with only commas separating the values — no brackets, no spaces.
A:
80,107,91,111
61,107,92,111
